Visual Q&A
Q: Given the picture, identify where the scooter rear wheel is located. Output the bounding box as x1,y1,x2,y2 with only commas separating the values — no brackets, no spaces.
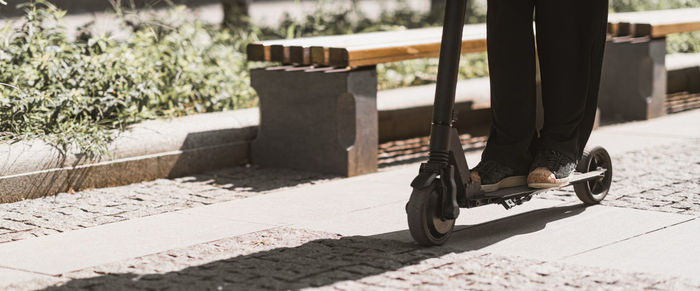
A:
406,181,455,246
574,146,613,205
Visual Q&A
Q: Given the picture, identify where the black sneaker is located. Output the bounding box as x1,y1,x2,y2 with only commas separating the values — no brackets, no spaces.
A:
471,160,527,192
527,149,577,189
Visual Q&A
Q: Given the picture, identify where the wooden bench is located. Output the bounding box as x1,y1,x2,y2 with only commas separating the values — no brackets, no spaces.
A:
246,23,488,177
607,8,700,38
247,24,487,68
602,8,700,121
246,8,700,176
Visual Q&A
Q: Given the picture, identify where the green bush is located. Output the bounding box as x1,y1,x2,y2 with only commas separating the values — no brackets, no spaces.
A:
609,0,700,12
668,31,700,53
0,2,255,156
377,53,489,90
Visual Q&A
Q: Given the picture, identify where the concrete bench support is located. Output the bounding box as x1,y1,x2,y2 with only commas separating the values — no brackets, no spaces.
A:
598,38,667,121
668,66,700,94
250,66,378,177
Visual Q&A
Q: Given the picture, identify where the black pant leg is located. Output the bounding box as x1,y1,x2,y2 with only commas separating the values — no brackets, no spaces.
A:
482,0,537,173
575,1,609,157
534,0,609,160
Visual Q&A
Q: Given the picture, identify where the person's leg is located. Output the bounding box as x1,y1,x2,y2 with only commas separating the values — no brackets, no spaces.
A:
575,2,609,157
478,0,537,181
528,0,609,187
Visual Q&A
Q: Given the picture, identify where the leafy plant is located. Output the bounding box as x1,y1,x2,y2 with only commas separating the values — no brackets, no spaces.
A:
377,53,489,90
609,0,700,12
667,31,700,53
0,1,255,156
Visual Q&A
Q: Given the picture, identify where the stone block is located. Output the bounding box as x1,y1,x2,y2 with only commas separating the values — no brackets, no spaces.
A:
598,38,667,121
251,66,378,177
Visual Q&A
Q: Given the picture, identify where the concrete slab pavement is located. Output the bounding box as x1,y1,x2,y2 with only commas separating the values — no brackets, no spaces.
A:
281,191,694,269
0,110,697,287
0,268,56,289
565,218,700,279
0,212,274,276
446,204,694,260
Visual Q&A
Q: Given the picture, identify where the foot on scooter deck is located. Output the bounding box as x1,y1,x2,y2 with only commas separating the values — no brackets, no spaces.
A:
467,169,607,209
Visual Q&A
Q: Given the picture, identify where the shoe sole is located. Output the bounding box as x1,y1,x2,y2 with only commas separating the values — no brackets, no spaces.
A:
528,176,572,189
481,176,527,192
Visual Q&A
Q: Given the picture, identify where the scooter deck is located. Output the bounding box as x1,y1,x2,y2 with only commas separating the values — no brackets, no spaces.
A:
464,169,606,208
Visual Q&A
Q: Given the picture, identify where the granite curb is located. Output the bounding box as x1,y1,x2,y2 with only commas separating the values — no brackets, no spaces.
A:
0,109,259,203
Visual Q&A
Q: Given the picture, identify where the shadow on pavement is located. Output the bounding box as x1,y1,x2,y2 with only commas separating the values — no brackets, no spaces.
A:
182,165,338,193
41,204,587,291
376,204,587,251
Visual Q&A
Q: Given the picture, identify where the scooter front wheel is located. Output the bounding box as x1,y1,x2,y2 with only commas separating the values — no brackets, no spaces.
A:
406,181,455,246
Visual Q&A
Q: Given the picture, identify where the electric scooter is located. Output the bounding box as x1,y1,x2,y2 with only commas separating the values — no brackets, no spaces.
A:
405,0,613,246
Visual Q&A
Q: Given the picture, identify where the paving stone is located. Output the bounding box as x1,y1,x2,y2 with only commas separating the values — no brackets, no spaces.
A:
0,166,335,244
537,141,700,215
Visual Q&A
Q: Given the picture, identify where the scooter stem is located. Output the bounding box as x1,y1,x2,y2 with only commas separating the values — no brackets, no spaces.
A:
429,0,468,163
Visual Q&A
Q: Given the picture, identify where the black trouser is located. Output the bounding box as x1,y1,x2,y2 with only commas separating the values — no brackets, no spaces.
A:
481,0,609,173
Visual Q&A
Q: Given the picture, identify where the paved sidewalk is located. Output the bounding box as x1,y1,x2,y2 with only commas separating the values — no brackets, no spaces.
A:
9,228,700,291
1,110,699,290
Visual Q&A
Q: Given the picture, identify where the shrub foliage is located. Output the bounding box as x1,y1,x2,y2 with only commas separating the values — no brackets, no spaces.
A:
0,2,255,156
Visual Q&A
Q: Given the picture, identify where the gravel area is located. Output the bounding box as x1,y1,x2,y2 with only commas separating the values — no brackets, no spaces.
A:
538,140,700,215
0,167,334,243
5,227,697,291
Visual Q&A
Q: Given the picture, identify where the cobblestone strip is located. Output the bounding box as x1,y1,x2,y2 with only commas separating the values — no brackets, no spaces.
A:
537,140,700,215
0,167,334,243
5,227,697,291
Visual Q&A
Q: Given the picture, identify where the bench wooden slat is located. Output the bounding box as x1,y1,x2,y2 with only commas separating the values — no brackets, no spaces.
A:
249,35,351,62
287,46,309,65
330,25,487,67
308,28,443,65
310,46,329,66
248,24,489,67
309,25,485,50
266,36,327,63
608,8,700,37
330,34,488,67
247,40,289,61
249,29,432,62
248,24,487,66
306,28,449,66
288,28,448,65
